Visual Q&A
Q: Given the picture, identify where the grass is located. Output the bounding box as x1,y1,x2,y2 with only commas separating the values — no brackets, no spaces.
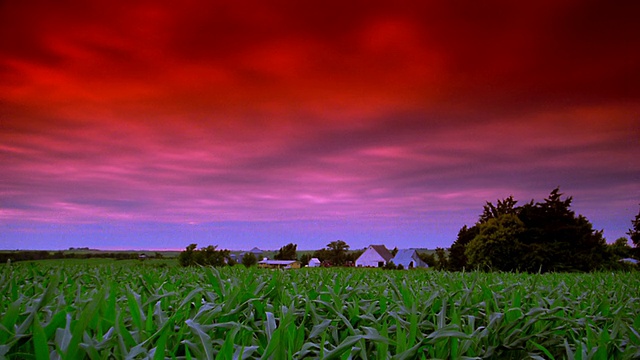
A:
1,262,639,359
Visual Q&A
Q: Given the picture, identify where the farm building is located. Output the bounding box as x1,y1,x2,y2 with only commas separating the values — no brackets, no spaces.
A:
307,258,321,267
258,259,300,269
390,249,428,269
356,245,394,267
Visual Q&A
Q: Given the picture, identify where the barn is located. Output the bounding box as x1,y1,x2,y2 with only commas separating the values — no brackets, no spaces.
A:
390,249,428,269
355,245,394,267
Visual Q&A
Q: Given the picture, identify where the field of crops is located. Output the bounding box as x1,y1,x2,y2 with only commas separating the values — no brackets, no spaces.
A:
1,262,639,359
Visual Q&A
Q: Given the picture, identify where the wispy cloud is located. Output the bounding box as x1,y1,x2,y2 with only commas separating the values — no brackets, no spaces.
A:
1,0,639,249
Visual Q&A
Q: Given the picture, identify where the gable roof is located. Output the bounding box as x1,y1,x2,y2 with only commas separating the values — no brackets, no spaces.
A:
391,249,428,268
370,245,394,262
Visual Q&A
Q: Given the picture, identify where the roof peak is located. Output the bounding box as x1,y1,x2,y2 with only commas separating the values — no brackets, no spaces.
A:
369,245,393,261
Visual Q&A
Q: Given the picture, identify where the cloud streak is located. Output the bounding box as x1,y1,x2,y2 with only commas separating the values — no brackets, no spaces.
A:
1,0,639,249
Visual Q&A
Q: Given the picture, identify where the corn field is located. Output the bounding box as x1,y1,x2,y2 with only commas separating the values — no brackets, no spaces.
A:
1,263,639,359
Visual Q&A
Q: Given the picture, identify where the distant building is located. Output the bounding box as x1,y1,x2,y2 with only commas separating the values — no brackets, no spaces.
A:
258,259,300,269
230,247,263,263
355,245,394,267
390,249,428,269
308,258,321,267
620,258,639,265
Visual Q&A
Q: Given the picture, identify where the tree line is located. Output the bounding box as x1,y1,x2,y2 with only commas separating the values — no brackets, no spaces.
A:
0,251,153,263
178,188,639,272
177,240,365,268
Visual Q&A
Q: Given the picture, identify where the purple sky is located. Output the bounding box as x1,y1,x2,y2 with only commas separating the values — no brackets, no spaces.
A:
1,0,639,250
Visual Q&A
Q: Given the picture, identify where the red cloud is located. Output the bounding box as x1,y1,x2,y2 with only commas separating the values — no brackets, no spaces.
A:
1,0,639,248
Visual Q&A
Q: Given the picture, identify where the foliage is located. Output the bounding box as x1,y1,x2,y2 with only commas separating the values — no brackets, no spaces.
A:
478,195,519,223
453,188,611,272
383,261,397,270
417,251,437,267
274,243,297,260
312,244,360,266
2,263,640,359
609,237,633,259
517,189,609,272
628,206,640,248
178,243,197,267
448,225,478,271
241,252,258,268
178,244,230,267
345,250,363,264
299,253,312,267
434,247,449,270
324,240,350,266
311,248,328,262
466,214,526,271
0,250,143,264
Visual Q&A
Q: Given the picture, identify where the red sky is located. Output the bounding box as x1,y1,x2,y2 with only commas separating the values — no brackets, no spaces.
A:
1,0,639,250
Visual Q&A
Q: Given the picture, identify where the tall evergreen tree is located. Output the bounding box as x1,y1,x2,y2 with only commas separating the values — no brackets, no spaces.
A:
518,188,608,272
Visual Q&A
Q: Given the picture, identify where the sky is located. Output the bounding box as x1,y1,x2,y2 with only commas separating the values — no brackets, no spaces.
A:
1,0,639,251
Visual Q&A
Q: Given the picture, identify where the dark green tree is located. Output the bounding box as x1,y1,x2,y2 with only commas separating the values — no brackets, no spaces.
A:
200,245,230,267
178,243,198,267
479,195,519,223
178,244,230,267
447,196,517,271
466,214,526,271
434,247,449,270
458,188,608,272
345,250,364,264
448,225,479,271
242,252,257,267
608,237,632,259
325,240,350,266
417,251,437,267
299,253,312,267
274,243,297,260
628,206,640,248
311,248,329,262
518,188,608,272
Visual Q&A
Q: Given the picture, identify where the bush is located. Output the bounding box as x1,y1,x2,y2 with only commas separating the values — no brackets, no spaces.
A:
242,252,257,268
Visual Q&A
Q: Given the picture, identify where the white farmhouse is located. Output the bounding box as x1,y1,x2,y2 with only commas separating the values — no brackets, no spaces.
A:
307,258,321,267
355,245,394,267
